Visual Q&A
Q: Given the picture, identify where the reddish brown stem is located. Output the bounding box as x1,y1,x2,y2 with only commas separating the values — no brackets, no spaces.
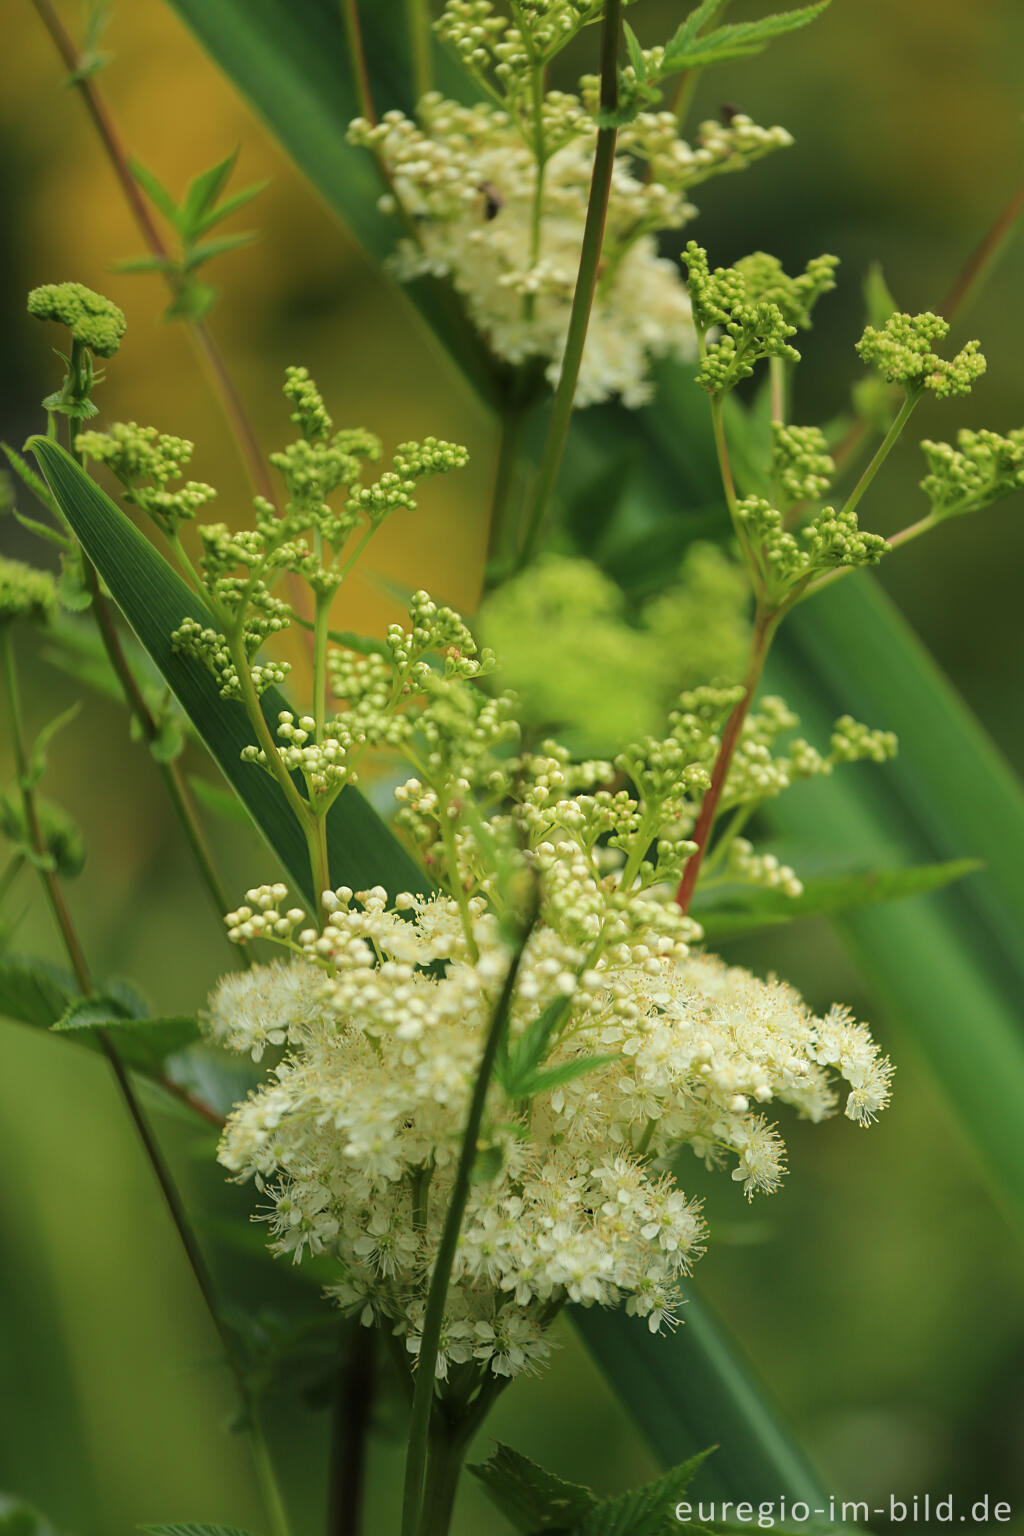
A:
30,0,275,506
675,609,778,915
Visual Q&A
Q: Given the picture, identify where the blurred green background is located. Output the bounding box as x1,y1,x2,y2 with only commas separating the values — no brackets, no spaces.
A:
1,1,1023,1532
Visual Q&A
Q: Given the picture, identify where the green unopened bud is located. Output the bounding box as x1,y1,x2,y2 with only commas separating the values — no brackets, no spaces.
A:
856,311,985,400
0,556,57,627
27,281,126,358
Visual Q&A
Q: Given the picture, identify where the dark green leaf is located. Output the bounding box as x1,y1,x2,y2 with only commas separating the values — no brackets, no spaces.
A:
29,438,429,907
53,998,200,1075
0,954,76,1028
575,1449,713,1536
572,1301,825,1505
469,1442,599,1534
693,858,981,942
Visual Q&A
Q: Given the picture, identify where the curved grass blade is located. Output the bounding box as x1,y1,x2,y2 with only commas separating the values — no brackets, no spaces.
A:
572,1297,827,1506
29,438,429,907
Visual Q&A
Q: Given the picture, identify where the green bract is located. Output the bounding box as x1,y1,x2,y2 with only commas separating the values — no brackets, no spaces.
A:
26,281,126,357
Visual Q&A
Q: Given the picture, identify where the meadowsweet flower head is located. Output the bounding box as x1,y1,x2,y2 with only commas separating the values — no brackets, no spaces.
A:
0,556,57,627
27,281,126,358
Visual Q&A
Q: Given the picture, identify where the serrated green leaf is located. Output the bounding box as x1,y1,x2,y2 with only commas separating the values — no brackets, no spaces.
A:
469,1442,599,1533
511,1051,619,1099
183,230,259,272
693,858,981,942
663,1,830,72
666,0,730,56
623,22,647,82
128,158,182,228
575,1449,713,1536
140,1526,259,1536
53,999,200,1075
0,954,76,1028
29,438,429,907
180,147,240,235
192,179,269,237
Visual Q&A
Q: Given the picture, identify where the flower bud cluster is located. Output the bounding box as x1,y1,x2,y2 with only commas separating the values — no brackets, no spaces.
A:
0,556,57,627
684,243,837,395
27,282,126,358
919,427,1024,521
856,312,986,400
771,422,834,508
737,496,888,601
75,422,217,534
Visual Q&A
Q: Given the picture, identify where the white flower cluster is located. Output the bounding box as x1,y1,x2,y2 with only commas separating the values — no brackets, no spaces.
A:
209,875,891,1378
349,95,791,406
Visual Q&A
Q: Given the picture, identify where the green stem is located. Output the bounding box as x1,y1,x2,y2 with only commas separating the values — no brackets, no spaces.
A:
400,919,536,1536
484,401,529,586
341,0,378,124
406,0,433,102
313,589,332,742
840,391,918,521
515,0,624,570
675,605,780,915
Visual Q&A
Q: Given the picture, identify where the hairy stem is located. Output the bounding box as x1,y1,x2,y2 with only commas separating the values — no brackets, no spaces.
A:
515,0,624,569
400,920,536,1536
29,0,275,506
675,607,779,915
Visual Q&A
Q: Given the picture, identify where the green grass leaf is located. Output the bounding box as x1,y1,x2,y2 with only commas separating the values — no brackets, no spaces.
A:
29,438,429,907
571,1301,826,1505
693,858,981,942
